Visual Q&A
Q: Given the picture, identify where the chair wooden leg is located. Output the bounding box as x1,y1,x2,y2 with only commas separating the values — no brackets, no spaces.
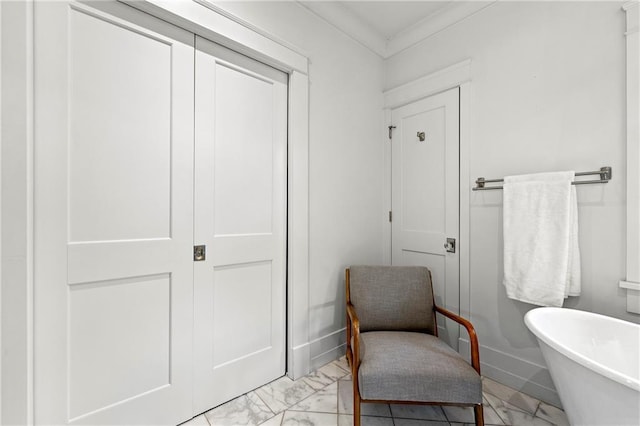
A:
353,387,361,426
474,403,484,426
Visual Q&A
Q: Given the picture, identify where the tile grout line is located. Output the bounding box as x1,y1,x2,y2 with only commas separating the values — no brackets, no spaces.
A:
255,384,281,418
532,400,542,421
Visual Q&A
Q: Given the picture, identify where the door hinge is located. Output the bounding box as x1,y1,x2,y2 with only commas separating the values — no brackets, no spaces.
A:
194,245,206,261
388,211,392,222
388,125,396,140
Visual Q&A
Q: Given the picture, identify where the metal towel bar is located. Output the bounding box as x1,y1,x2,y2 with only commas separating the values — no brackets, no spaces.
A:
473,166,612,191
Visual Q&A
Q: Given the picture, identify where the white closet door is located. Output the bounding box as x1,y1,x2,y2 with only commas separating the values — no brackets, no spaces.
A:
193,36,288,413
34,1,194,424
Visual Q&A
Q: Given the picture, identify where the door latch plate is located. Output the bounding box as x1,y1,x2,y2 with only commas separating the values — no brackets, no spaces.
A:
194,245,206,261
444,238,456,253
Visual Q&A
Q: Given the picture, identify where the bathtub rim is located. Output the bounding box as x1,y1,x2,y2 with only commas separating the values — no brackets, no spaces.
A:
524,307,640,393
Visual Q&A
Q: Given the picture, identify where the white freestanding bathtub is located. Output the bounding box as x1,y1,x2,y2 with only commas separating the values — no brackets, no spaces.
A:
525,307,640,426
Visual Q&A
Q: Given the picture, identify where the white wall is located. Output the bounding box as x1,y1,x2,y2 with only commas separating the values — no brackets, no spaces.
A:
212,1,386,367
385,1,634,405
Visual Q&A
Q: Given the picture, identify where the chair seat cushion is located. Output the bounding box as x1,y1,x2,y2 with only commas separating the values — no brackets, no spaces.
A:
357,331,482,404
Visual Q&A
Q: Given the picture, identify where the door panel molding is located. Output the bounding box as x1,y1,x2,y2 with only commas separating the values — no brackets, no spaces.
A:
4,1,312,423
193,34,287,413
127,0,312,383
34,2,195,424
383,60,472,324
391,87,460,348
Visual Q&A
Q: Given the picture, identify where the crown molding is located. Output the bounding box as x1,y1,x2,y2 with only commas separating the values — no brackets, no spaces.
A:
296,1,387,57
386,1,496,58
297,1,496,59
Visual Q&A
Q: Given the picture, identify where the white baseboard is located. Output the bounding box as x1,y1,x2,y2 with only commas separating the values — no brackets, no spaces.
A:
309,328,347,371
460,338,562,408
288,342,310,381
288,328,347,379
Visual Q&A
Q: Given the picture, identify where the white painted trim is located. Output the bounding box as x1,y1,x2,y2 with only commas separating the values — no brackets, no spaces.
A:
620,280,640,291
459,82,472,320
122,0,309,74
382,59,472,335
296,1,495,60
194,0,311,60
296,1,387,58
0,2,3,421
620,281,640,313
288,343,310,380
386,1,496,58
383,59,472,109
287,70,311,379
382,108,392,266
308,328,346,372
1,1,35,424
620,0,640,313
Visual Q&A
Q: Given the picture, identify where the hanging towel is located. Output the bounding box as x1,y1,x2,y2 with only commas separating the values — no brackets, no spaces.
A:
502,171,581,307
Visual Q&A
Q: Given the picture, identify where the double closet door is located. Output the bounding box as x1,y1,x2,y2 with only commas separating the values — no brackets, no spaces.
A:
34,1,287,424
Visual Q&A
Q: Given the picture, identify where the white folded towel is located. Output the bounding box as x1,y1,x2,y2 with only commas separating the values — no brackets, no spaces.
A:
503,171,581,307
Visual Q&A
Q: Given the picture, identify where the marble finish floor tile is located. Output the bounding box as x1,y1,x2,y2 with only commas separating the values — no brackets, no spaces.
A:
289,382,338,414
302,361,351,390
336,379,392,417
205,392,273,426
194,358,572,426
334,356,350,374
440,399,505,425
282,411,337,425
393,419,450,426
484,393,555,426
337,414,394,426
389,404,447,422
441,406,483,425
259,412,284,426
534,401,570,426
255,376,317,414
482,378,541,415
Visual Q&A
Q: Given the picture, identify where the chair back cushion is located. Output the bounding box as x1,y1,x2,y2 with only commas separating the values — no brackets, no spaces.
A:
349,265,435,334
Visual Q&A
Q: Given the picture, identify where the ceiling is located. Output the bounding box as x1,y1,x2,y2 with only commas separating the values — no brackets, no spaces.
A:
298,1,495,58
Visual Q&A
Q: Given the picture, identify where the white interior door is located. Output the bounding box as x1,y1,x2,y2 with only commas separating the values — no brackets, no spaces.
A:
193,36,288,413
391,87,460,347
34,1,194,424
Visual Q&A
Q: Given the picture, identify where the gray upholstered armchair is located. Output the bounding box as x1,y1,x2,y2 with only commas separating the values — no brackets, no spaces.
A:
346,265,484,426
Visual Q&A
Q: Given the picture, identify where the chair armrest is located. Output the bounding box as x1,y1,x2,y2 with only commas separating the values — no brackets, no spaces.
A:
346,302,361,370
434,305,481,375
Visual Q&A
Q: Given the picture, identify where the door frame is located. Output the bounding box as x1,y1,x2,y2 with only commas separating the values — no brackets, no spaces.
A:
382,59,472,339
1,1,312,423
